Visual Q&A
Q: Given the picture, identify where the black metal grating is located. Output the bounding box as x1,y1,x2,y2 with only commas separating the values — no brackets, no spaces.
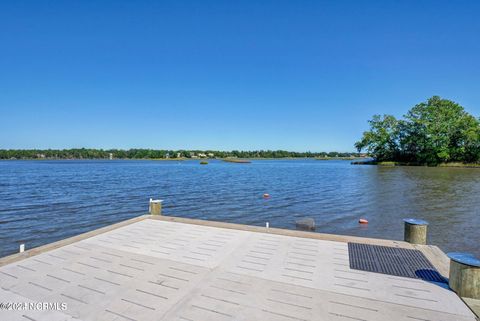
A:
348,242,446,283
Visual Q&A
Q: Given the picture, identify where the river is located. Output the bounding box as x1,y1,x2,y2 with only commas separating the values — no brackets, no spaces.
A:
0,159,478,258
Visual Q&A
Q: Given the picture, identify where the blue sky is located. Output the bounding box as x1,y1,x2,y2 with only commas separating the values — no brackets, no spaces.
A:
1,1,479,152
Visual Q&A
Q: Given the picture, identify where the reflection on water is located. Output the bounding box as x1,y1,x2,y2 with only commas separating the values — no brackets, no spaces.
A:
0,160,479,258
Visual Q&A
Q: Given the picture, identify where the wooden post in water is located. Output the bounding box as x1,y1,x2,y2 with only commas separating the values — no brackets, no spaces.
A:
149,199,163,215
403,218,428,245
447,252,480,299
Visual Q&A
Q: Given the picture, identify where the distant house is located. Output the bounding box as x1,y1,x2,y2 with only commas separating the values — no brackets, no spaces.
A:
176,152,181,158
198,153,207,158
207,153,214,158
109,153,113,160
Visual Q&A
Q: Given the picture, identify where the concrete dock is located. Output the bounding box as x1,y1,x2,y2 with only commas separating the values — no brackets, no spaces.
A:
0,215,478,321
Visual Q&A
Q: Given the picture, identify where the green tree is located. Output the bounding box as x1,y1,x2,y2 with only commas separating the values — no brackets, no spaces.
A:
355,114,400,161
401,96,480,164
356,96,480,164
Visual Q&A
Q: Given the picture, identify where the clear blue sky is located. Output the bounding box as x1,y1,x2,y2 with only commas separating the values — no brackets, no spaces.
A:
1,1,479,152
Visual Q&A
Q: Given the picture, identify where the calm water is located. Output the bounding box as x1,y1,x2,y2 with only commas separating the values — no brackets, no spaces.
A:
0,159,479,258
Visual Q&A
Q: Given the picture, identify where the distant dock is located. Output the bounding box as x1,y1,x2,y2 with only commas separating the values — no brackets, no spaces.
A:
0,215,478,321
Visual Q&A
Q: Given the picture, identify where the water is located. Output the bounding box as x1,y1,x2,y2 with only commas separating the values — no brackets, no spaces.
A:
0,159,479,258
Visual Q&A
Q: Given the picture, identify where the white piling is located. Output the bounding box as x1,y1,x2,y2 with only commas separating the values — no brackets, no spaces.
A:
19,244,25,253
266,222,269,228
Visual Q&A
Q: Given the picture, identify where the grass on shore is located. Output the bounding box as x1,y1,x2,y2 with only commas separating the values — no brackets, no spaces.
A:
351,160,480,168
315,156,358,160
438,162,480,168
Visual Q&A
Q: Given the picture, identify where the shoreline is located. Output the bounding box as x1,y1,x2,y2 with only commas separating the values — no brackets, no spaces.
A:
315,156,359,160
352,160,480,168
0,157,367,161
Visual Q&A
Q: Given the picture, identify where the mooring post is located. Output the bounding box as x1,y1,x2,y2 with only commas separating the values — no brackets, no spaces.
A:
403,218,428,245
447,252,480,299
149,198,163,215
295,218,316,231
19,243,25,253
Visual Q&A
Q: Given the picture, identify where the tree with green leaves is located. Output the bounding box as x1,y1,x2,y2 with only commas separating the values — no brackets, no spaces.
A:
354,114,400,161
356,96,480,165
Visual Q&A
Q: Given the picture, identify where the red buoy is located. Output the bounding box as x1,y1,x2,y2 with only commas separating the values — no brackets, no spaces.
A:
359,218,368,224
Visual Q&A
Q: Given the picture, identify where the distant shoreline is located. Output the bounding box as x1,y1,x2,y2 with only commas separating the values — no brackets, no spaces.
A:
352,160,480,168
0,157,369,162
0,149,363,160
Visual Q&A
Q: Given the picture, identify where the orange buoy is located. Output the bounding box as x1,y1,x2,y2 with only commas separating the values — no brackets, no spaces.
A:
263,193,270,199
359,218,368,224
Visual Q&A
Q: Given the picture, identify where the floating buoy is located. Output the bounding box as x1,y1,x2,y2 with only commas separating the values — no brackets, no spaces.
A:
263,193,270,199
359,218,368,224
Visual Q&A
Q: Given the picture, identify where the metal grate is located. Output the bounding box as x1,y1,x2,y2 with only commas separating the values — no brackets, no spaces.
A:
348,242,446,283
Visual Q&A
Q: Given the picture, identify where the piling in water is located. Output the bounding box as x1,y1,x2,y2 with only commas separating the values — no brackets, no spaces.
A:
403,218,428,245
295,218,315,231
149,199,163,215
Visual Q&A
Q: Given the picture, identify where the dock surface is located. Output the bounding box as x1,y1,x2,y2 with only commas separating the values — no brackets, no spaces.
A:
0,216,477,321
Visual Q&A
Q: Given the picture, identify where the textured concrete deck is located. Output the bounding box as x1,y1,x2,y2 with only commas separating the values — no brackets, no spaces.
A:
0,216,477,321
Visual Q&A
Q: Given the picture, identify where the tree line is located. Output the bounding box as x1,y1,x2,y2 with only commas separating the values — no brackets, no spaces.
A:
355,96,480,165
0,149,360,160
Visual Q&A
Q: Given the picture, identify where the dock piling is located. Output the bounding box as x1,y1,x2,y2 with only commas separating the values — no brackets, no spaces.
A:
403,218,428,245
447,252,480,299
149,198,163,215
19,244,25,253
295,218,316,231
